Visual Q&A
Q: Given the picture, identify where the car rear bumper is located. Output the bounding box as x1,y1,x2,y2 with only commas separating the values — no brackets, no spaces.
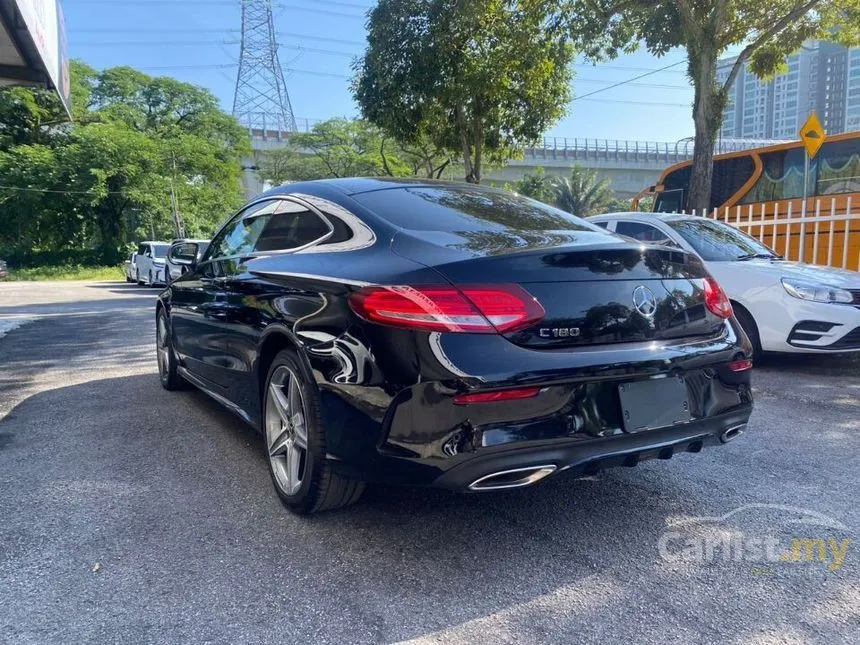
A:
314,319,754,490
430,406,751,490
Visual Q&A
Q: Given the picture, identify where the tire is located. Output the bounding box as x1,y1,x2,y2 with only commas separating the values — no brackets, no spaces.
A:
136,269,143,286
156,310,185,390
262,349,365,515
148,270,156,287
733,305,761,359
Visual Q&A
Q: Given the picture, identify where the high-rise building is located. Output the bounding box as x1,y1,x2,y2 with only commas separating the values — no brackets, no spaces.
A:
717,41,858,141
847,47,860,132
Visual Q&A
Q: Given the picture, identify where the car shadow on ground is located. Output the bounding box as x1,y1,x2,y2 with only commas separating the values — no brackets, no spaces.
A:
85,281,163,296
1,371,855,644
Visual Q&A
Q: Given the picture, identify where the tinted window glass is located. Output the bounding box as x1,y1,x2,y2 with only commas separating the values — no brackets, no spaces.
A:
654,189,684,213
817,139,860,196
711,155,755,206
614,221,674,245
253,203,331,252
666,218,778,261
152,245,168,258
591,221,609,229
318,214,354,245
208,200,279,260
353,186,599,232
742,148,813,203
654,166,691,212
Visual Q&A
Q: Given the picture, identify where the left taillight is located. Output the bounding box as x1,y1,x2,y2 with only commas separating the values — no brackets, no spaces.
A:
703,277,733,319
348,284,545,334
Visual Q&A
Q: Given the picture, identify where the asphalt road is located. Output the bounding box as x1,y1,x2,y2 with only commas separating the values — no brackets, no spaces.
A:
1,281,858,645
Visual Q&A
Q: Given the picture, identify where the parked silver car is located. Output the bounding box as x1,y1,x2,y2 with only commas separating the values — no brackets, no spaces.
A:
133,241,170,286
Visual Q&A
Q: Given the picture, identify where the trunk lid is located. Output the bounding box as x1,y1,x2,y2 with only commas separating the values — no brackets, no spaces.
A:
393,233,725,348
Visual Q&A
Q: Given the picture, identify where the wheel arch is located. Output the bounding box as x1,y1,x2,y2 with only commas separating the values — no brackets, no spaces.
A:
256,325,315,404
730,299,761,352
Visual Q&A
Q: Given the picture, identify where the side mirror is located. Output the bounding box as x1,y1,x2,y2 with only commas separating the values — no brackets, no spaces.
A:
168,241,200,268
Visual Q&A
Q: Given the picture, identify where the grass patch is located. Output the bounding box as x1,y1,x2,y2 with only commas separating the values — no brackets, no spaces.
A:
6,264,125,282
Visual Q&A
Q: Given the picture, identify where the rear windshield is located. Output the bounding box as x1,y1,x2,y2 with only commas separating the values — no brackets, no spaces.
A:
353,186,601,233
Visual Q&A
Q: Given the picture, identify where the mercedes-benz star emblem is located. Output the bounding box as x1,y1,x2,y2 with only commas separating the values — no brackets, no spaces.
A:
632,285,658,317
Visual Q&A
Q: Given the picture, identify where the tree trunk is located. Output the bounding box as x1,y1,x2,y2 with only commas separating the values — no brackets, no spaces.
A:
687,46,721,213
472,97,483,184
455,104,477,183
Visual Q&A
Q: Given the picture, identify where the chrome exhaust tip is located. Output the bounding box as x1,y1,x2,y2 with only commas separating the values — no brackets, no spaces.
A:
720,424,746,443
468,465,557,491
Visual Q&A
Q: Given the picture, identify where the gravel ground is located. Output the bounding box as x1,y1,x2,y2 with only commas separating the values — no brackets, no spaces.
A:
0,281,858,645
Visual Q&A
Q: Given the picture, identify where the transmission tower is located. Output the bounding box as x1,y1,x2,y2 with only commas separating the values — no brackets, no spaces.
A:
232,0,297,133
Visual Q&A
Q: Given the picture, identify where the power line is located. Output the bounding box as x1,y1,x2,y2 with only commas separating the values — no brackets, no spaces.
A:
128,60,696,102
66,0,367,18
572,60,688,101
71,28,368,47
576,98,690,107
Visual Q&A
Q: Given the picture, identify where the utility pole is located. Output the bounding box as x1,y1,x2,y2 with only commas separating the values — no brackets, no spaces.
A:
232,0,297,135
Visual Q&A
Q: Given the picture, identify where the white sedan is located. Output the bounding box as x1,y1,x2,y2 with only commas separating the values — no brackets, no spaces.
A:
589,212,860,355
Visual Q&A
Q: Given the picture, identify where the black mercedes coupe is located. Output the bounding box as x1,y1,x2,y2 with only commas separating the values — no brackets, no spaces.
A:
157,178,753,514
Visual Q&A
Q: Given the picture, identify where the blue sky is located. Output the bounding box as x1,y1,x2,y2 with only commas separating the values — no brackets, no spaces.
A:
64,0,698,143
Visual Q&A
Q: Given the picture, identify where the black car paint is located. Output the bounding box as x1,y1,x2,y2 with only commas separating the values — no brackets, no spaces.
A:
159,178,753,490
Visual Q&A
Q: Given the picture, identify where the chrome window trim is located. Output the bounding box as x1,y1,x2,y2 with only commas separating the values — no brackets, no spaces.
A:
200,194,334,266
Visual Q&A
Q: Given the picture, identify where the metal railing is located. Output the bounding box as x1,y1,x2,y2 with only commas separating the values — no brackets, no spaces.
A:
248,120,791,158
523,137,792,163
680,197,860,272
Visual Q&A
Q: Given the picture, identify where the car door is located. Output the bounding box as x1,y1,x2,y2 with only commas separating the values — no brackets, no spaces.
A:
170,199,282,392
203,198,335,411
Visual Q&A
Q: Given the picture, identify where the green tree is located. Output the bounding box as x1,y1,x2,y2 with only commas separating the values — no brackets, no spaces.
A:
508,167,558,204
258,118,455,184
0,61,249,264
552,165,613,216
353,0,575,184
565,0,859,211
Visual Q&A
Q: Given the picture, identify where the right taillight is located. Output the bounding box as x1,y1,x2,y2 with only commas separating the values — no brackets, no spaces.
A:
703,277,733,319
348,284,544,334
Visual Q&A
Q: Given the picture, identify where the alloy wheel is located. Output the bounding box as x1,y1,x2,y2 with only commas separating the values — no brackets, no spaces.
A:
265,366,309,495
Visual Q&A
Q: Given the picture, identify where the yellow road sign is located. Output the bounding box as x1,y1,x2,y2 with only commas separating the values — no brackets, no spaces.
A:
800,112,826,159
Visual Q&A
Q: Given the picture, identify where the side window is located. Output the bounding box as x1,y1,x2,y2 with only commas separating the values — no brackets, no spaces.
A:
817,140,860,196
253,201,332,253
591,221,609,229
742,148,810,203
654,166,691,212
143,245,152,257
206,200,280,261
137,244,146,255
614,221,674,245
710,155,755,207
318,213,354,245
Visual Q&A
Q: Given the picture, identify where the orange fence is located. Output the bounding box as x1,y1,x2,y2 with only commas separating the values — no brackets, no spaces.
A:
687,196,860,271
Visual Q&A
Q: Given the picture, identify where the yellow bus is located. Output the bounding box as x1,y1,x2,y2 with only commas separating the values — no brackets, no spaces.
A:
633,132,860,270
